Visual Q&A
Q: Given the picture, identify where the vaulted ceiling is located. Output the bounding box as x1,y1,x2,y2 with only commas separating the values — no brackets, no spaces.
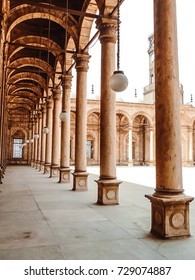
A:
1,0,119,122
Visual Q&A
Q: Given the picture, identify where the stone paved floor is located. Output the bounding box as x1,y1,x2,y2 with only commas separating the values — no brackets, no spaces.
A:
0,165,195,260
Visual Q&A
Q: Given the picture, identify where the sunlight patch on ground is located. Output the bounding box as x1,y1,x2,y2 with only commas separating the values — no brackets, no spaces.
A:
87,166,195,197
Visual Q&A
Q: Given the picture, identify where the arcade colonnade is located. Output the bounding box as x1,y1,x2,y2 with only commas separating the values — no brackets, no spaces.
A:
0,0,194,238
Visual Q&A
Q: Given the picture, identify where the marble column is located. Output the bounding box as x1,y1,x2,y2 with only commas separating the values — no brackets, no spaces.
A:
28,126,32,164
188,127,193,165
33,117,38,168
95,19,121,205
145,0,194,238
128,128,133,166
44,98,53,174
149,128,154,164
30,122,35,166
50,89,61,177
39,105,46,171
36,111,42,169
59,74,72,183
72,53,90,191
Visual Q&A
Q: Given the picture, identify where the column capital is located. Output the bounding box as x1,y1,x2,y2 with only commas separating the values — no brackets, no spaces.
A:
46,97,53,109
96,18,117,44
52,88,62,100
73,53,91,72
37,110,42,119
41,104,46,113
61,74,73,90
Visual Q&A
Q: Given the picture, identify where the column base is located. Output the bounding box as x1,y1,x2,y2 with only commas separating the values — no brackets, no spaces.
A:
95,179,122,205
50,165,59,177
72,171,88,191
59,168,71,183
31,161,34,167
44,163,51,174
145,193,194,239
128,160,134,166
36,161,40,169
39,162,45,172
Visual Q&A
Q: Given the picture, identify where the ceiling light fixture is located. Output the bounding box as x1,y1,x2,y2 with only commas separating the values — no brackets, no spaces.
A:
109,0,128,92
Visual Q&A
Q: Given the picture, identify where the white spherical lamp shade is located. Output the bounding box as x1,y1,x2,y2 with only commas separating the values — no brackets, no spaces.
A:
26,139,30,143
30,139,34,143
109,70,128,92
59,111,68,122
43,127,49,134
34,133,39,139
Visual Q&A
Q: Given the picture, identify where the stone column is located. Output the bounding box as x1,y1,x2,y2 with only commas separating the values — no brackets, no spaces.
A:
59,74,72,183
149,128,154,164
36,111,42,169
44,98,53,174
30,122,35,166
50,89,61,177
188,127,193,165
39,105,46,171
95,19,121,205
33,117,38,167
128,128,133,166
72,53,90,191
145,0,194,238
28,126,32,164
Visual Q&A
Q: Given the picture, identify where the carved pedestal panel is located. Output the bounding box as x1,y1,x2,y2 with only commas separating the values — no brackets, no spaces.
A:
59,168,71,183
95,179,122,205
44,163,50,174
72,172,88,191
50,165,59,177
145,194,194,238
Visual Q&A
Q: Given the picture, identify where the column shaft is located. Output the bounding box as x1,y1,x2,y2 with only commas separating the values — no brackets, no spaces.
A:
188,128,193,164
50,90,61,177
44,98,53,174
33,118,38,167
59,74,72,183
72,54,90,190
149,128,154,163
128,128,133,166
36,112,42,169
40,106,46,171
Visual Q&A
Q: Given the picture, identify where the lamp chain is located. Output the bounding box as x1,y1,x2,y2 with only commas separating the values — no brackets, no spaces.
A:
117,0,120,71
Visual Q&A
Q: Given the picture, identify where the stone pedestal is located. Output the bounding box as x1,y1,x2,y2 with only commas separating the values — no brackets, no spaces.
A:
72,172,88,191
96,179,122,205
44,163,50,174
36,161,40,170
145,193,194,238
39,161,45,172
50,165,59,177
59,168,71,183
